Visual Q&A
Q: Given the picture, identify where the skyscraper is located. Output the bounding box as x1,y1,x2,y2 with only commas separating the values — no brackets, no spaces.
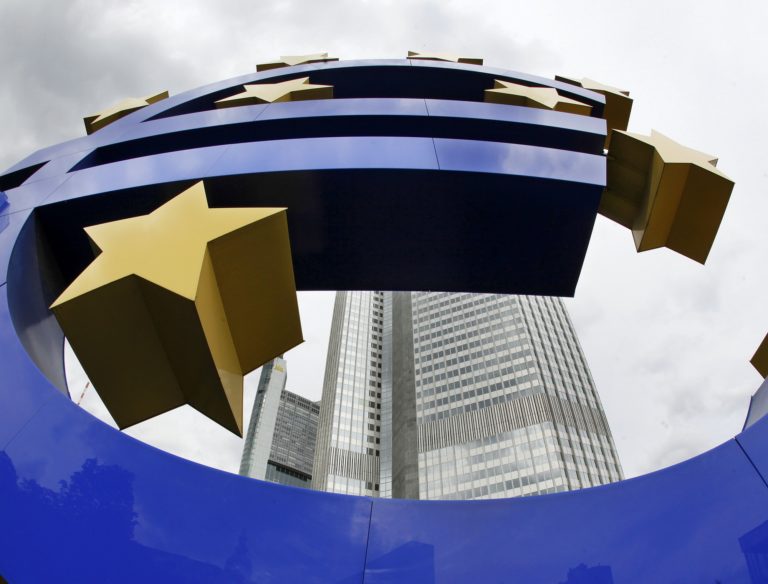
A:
240,357,320,488
312,292,623,500
312,292,388,496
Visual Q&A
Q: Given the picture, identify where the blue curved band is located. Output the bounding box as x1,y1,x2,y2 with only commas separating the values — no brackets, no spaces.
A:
1,60,767,583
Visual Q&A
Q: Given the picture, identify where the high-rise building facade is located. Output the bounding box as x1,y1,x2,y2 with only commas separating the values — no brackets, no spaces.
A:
312,292,623,500
312,292,388,496
240,357,320,488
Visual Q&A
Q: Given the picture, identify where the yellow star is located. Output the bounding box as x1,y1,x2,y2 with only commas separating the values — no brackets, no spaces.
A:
256,53,338,71
556,75,632,147
215,77,333,108
601,130,734,264
407,51,483,65
51,182,303,436
559,76,630,98
484,80,592,115
752,334,768,379
84,91,168,134
629,130,729,175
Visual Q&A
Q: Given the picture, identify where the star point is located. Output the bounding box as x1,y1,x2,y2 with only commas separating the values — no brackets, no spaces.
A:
407,51,483,65
556,75,632,147
256,53,338,71
633,130,723,174
559,76,630,98
215,77,333,108
51,182,303,435
484,80,592,115
84,91,168,134
752,334,768,379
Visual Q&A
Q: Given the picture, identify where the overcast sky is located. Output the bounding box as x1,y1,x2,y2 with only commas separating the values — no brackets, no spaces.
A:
3,0,767,481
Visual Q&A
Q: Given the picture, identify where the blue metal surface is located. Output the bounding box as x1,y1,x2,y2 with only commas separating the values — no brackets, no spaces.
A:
0,396,372,583
432,137,603,182
0,174,72,218
408,58,604,109
737,405,768,486
0,164,47,192
365,439,768,583
0,284,57,449
73,98,603,172
0,60,763,583
0,208,33,286
30,134,603,296
146,59,605,121
0,120,131,179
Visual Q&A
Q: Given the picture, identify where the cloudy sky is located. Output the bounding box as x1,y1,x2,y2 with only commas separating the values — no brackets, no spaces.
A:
2,0,767,481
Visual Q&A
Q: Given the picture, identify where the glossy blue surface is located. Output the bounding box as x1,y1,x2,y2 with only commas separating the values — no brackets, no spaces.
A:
0,208,33,286
0,174,72,218
143,58,605,121
736,408,768,487
73,97,603,172
0,121,130,178
1,396,372,583
365,439,768,583
30,138,603,295
433,137,603,183
0,284,57,449
408,58,603,109
0,60,764,583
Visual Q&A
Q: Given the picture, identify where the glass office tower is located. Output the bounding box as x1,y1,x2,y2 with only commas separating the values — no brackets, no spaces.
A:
312,292,623,500
240,358,320,488
312,292,386,496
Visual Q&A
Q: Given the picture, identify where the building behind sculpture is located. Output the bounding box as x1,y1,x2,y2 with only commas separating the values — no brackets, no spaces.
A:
312,292,623,499
239,357,319,488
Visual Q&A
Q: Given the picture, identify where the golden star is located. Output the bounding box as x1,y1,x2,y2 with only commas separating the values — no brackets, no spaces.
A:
556,75,632,147
628,130,725,172
560,76,629,98
84,91,169,134
601,130,734,264
51,182,303,436
256,53,338,71
407,51,483,65
484,80,592,115
215,77,333,108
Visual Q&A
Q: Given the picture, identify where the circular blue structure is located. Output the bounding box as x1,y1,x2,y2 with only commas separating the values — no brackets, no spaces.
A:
1,59,767,583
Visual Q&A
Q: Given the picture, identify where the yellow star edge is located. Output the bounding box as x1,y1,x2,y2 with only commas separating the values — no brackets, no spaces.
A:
601,130,734,264
557,75,630,97
484,80,592,116
215,77,333,108
555,75,632,148
257,53,339,71
84,91,169,134
51,181,303,436
407,51,483,65
752,334,768,379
